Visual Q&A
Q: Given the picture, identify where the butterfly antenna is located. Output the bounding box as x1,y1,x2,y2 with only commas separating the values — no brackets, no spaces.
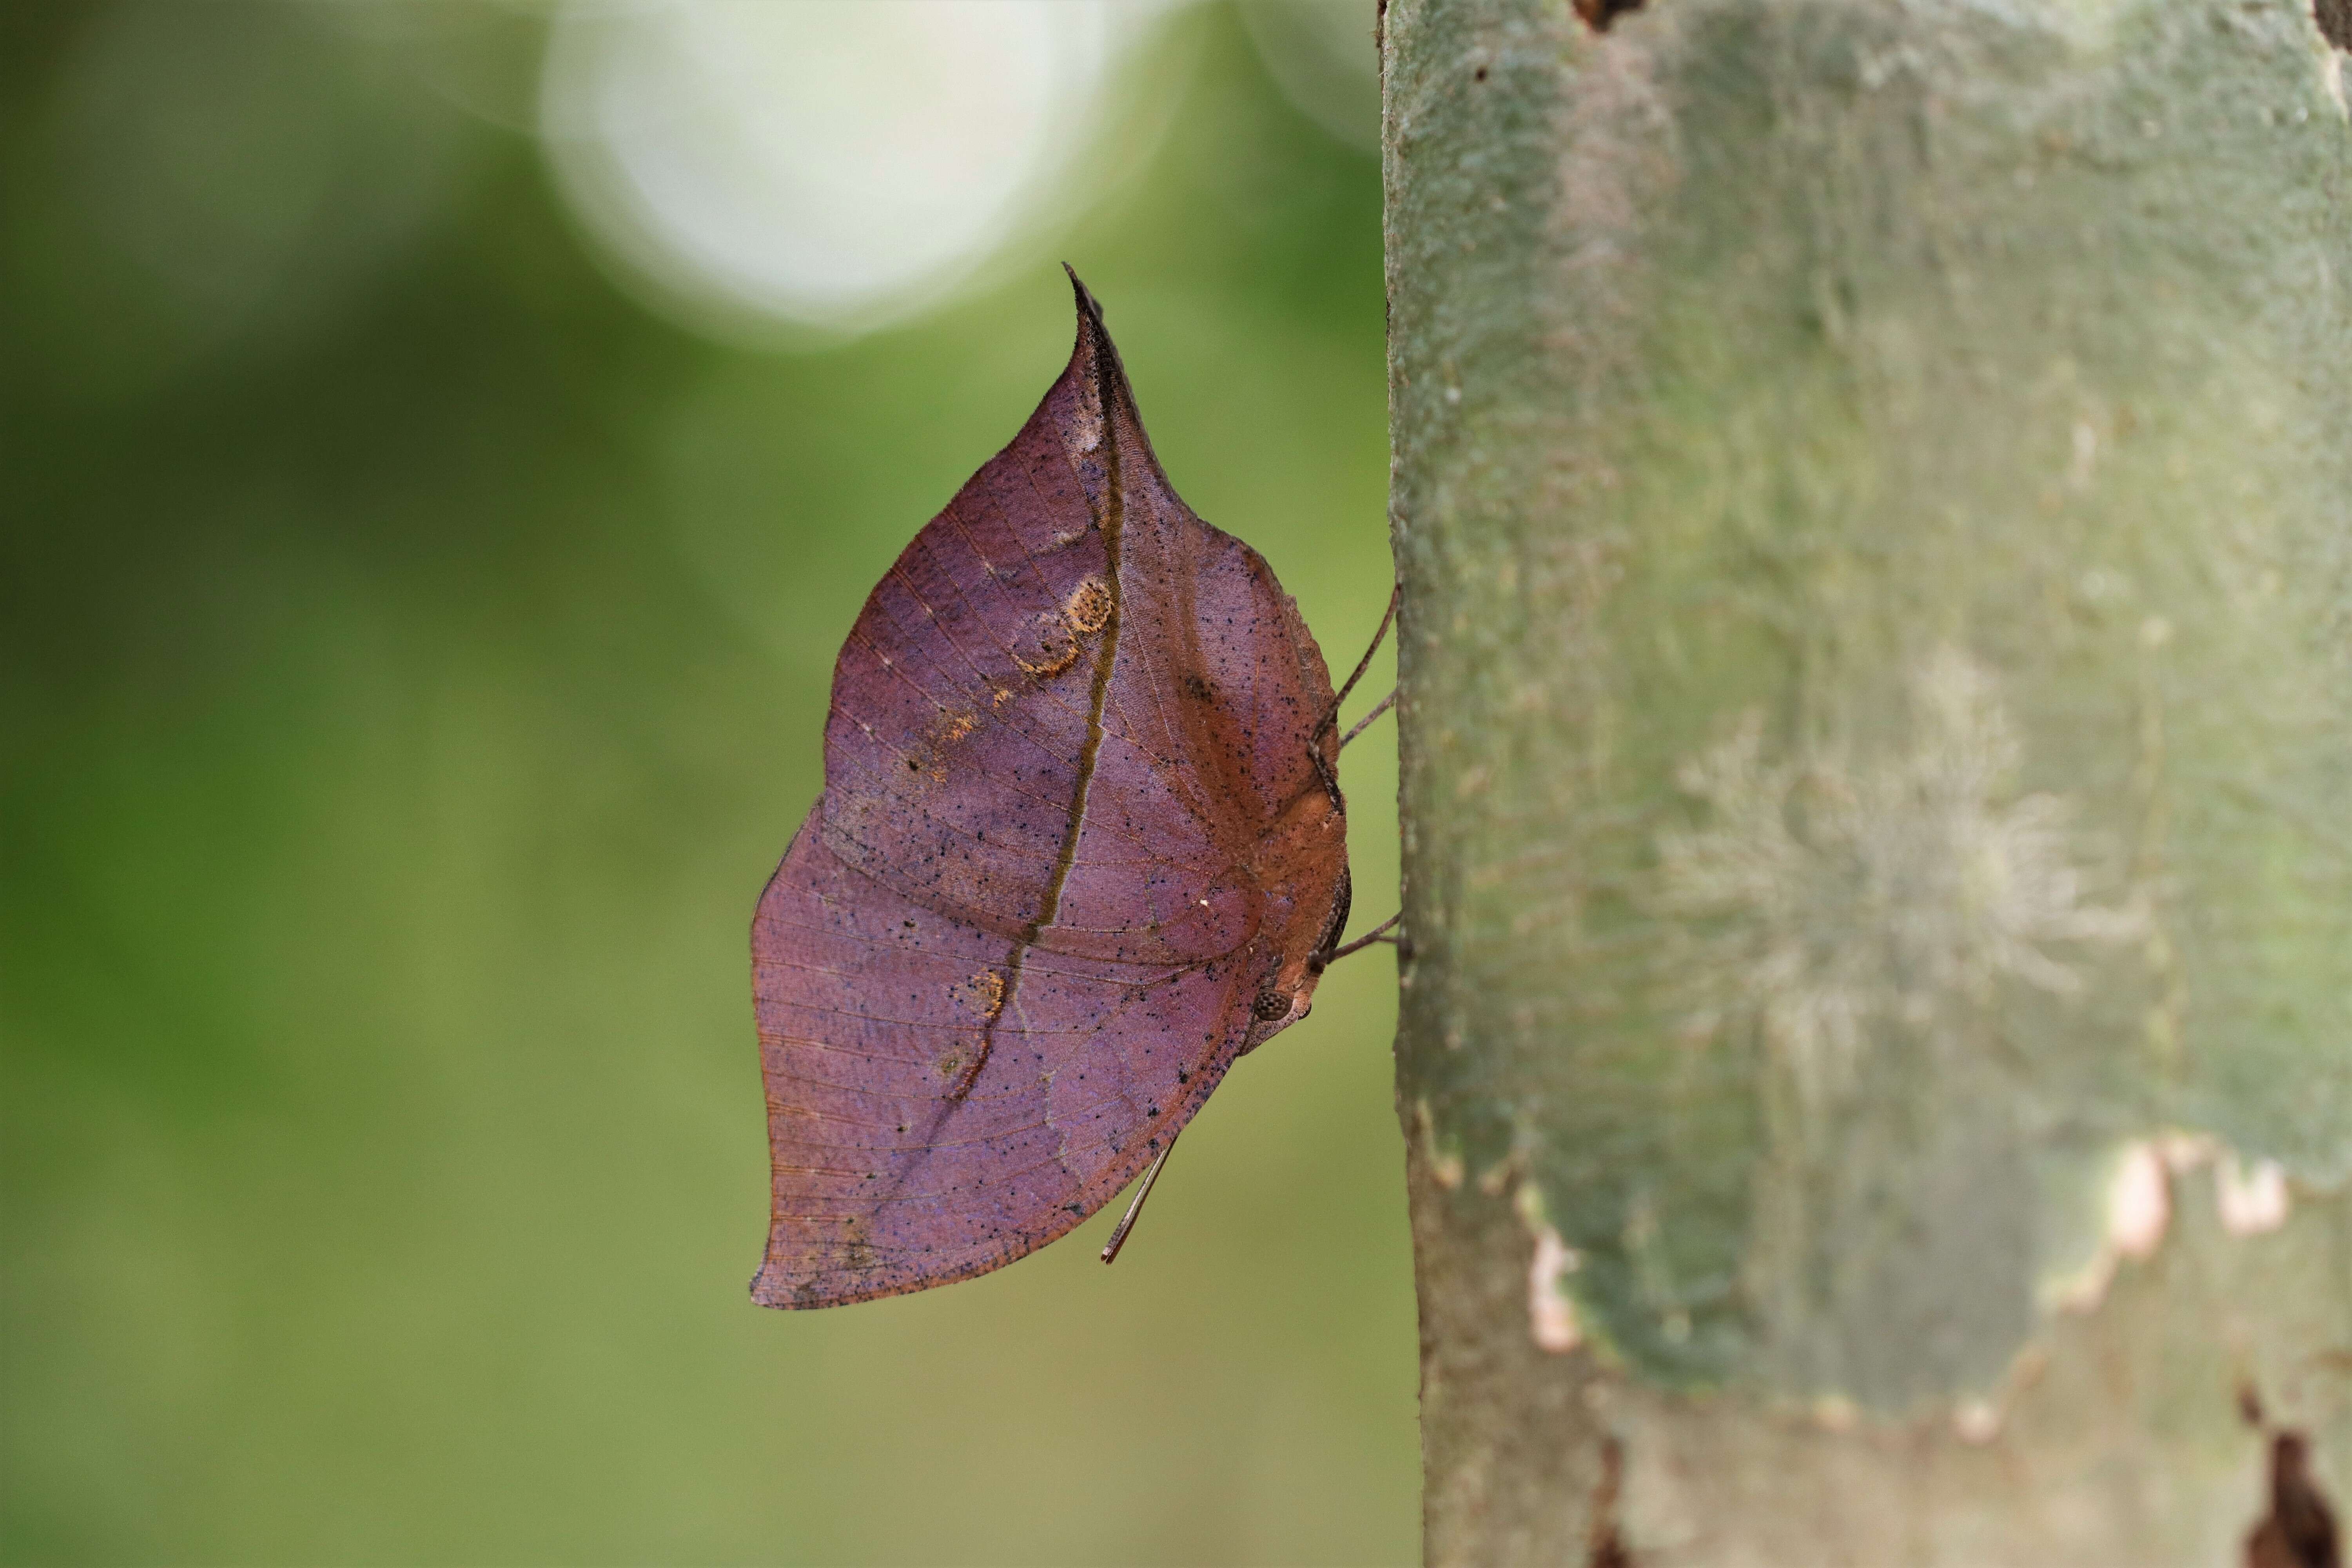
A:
1316,581,1399,742
1100,1130,1182,1265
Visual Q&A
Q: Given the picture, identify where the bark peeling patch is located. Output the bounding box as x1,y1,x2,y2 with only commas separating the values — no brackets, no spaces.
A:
2216,1156,2293,1235
1586,1434,1634,1568
2316,0,2350,52
2150,1133,2295,1237
1514,1180,1587,1352
2042,1138,2174,1313
2242,1385,2343,1568
1528,1222,1585,1352
1572,0,1647,32
2247,1432,2341,1568
2043,1134,2301,1316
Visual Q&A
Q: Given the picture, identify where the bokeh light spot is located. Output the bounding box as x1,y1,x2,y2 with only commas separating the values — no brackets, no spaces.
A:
539,1,1162,340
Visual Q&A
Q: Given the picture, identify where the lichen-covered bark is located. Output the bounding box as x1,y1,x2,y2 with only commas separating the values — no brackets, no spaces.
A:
1384,0,2352,1560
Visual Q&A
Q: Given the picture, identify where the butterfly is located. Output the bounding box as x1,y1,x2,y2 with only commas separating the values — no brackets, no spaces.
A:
751,270,1395,1308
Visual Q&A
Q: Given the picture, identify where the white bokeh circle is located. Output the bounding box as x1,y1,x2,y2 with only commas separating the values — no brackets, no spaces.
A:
539,1,1154,339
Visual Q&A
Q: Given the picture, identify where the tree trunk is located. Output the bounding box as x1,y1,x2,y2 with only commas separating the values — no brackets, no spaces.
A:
1382,0,2352,1561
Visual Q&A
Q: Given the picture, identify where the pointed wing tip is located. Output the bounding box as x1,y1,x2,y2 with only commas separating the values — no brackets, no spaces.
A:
1061,261,1103,327
1059,263,1135,414
1063,266,1114,369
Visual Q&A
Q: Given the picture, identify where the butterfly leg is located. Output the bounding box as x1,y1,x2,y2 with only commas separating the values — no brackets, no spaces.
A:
1100,1128,1182,1265
1314,581,1400,744
1324,912,1403,964
1339,686,1397,749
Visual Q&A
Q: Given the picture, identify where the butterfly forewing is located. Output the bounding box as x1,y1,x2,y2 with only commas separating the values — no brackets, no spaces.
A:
753,276,1347,1307
817,322,1252,965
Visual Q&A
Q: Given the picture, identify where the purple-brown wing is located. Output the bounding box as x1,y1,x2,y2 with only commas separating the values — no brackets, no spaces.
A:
816,281,1327,967
750,815,1261,1308
751,276,1345,1307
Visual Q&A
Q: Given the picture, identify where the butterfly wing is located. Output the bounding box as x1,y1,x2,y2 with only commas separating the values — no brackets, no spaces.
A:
751,276,1348,1307
750,815,1257,1307
817,285,1259,967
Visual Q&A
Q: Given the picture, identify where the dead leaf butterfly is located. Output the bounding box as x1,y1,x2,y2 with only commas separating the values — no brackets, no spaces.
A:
750,270,1394,1308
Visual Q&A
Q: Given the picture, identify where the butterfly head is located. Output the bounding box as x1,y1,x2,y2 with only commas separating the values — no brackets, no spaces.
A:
1242,977,1316,1053
1238,863,1351,1053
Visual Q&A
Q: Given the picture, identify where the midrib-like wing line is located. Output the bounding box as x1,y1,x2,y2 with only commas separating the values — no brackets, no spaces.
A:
844,403,1129,1220
857,585,1090,749
828,676,1218,894
755,937,1187,991
849,555,1222,867
1016,355,1127,959
861,563,1106,789
906,531,1091,731
909,508,1218,832
822,684,1203,873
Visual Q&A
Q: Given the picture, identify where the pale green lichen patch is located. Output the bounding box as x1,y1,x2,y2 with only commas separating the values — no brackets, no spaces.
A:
1391,0,2351,1414
1654,646,2149,1114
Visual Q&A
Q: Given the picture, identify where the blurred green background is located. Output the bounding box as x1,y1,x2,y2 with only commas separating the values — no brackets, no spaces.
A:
0,4,1409,1563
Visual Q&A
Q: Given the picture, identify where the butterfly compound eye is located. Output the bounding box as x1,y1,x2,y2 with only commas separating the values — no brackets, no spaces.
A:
1250,991,1292,1023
